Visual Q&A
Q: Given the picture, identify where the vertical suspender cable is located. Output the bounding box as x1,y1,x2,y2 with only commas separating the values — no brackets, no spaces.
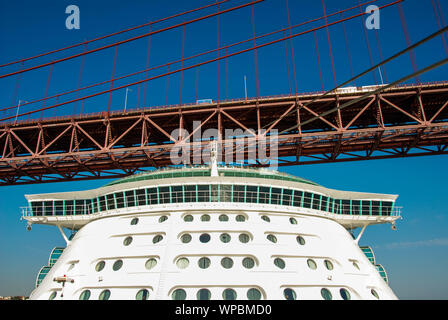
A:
76,42,87,115
180,25,186,105
341,12,356,87
251,4,260,99
283,30,292,96
143,24,153,108
286,0,298,95
374,28,388,83
431,0,448,57
314,31,325,91
9,61,23,117
41,64,54,120
322,0,338,88
397,2,420,83
217,2,220,103
358,0,378,85
108,45,119,114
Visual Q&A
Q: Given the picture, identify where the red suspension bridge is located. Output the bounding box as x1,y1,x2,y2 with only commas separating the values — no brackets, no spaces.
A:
0,0,447,185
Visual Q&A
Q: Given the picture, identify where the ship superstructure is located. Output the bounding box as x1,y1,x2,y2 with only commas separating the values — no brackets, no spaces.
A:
22,165,401,300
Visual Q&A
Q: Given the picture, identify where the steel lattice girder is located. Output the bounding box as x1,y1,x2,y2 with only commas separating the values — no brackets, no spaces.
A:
1,82,448,185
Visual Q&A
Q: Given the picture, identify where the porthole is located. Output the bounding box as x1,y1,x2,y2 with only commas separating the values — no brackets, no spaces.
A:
172,289,186,300
352,261,360,270
274,258,286,269
48,291,57,300
219,214,229,222
197,289,211,300
242,257,255,269
145,258,157,270
99,289,111,300
289,217,298,225
267,234,277,243
324,260,334,270
221,257,234,269
261,215,270,222
340,288,351,300
153,235,163,244
371,289,380,299
201,214,210,222
296,235,306,245
283,288,296,300
199,233,211,243
95,261,105,272
247,288,262,300
180,234,192,243
184,215,193,222
176,257,189,269
123,236,133,246
222,289,237,300
159,216,168,223
220,233,231,243
79,290,91,300
130,217,139,225
113,259,123,271
236,215,246,222
239,233,250,243
198,257,211,269
136,289,150,300
321,288,332,300
307,259,317,270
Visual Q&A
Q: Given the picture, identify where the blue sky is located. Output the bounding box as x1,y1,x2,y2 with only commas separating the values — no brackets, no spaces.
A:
0,0,447,299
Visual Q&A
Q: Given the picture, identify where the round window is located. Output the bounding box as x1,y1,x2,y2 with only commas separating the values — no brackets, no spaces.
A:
99,289,111,300
197,289,211,300
261,215,270,222
153,235,163,244
239,233,250,243
340,288,351,300
123,236,133,246
184,215,193,222
180,234,192,243
274,258,286,269
79,290,91,300
236,215,246,222
145,258,157,270
321,288,332,300
49,291,57,300
296,235,306,245
172,289,186,300
221,257,234,269
289,217,298,225
201,214,210,222
283,288,296,300
159,216,168,223
136,289,150,300
113,259,123,271
267,234,277,243
242,257,255,269
222,289,237,300
247,288,262,300
220,233,231,243
324,260,334,270
176,258,189,269
198,257,211,269
199,233,211,243
130,217,139,225
307,259,317,270
95,261,105,272
371,289,380,299
219,214,229,222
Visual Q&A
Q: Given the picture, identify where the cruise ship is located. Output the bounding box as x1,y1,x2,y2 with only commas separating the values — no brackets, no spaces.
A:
22,161,401,300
